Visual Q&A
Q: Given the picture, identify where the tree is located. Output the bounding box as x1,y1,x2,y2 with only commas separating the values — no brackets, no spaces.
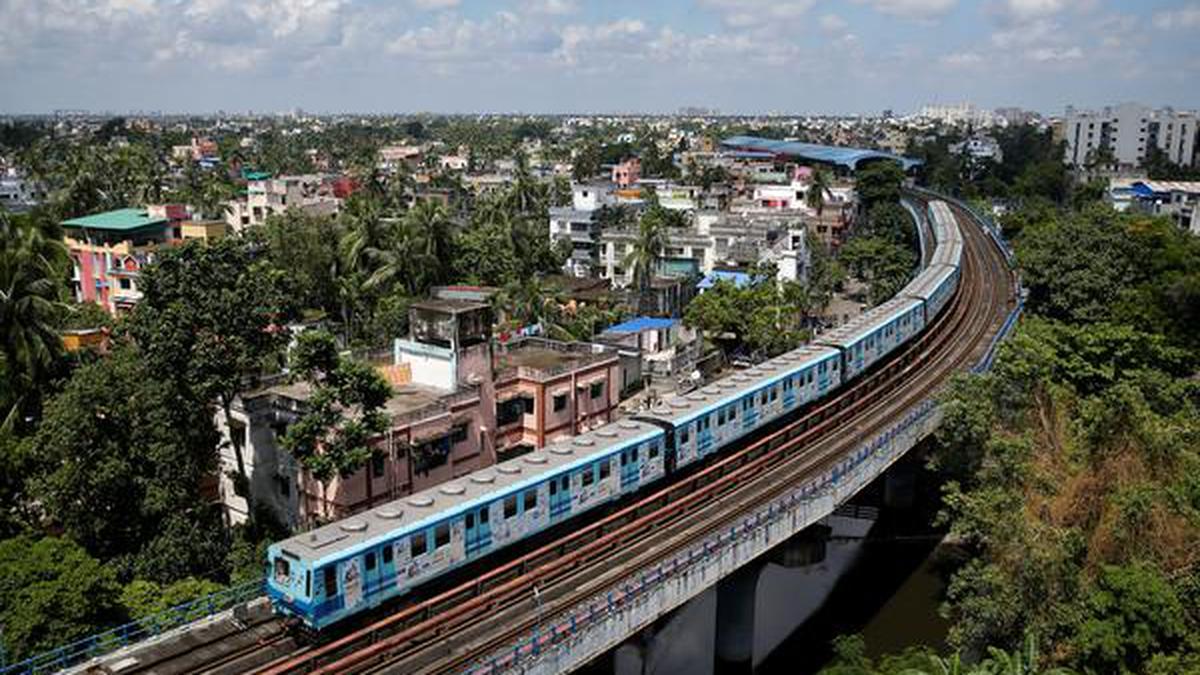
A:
120,577,225,622
0,210,70,430
855,160,905,213
807,168,832,217
280,331,392,483
0,536,123,661
838,235,915,306
21,345,227,578
624,206,670,314
127,239,295,511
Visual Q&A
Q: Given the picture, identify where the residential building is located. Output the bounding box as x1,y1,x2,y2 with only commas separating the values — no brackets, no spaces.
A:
1063,104,1199,170
0,170,43,213
61,205,189,315
225,174,341,231
612,157,641,188
951,135,1003,163
549,182,617,277
599,316,701,384
1131,180,1200,235
216,297,628,527
919,103,996,127
378,144,422,172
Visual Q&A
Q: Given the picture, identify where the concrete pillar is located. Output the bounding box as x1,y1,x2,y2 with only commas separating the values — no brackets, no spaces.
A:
771,523,831,568
714,564,761,674
884,464,917,510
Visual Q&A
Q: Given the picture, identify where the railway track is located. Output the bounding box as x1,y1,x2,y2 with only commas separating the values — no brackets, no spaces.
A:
234,197,1015,675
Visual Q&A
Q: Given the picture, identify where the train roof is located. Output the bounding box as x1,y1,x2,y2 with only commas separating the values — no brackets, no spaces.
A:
636,345,840,426
813,296,924,350
274,417,662,566
899,263,957,301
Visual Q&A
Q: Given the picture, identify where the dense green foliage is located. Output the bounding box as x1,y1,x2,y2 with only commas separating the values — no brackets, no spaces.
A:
281,330,393,482
838,161,916,307
925,204,1200,673
684,267,814,360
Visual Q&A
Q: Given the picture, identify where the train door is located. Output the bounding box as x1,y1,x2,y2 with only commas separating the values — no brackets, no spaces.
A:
464,505,492,557
363,549,382,606
782,376,796,409
549,475,571,521
620,447,639,489
696,414,714,457
664,430,678,474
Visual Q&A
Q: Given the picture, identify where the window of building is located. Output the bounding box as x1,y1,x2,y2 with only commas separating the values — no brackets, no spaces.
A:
371,453,385,478
590,381,604,400
365,551,376,571
505,495,518,518
451,424,468,445
118,277,132,290
411,533,427,557
324,566,337,596
553,393,568,412
435,523,450,549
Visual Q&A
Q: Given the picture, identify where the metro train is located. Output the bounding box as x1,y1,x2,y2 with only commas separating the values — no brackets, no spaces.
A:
266,200,966,631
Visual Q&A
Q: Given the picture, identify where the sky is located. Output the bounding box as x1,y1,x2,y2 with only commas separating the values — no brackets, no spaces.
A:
1,0,1199,115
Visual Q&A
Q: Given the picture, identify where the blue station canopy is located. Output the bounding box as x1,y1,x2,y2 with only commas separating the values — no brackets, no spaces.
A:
721,135,922,171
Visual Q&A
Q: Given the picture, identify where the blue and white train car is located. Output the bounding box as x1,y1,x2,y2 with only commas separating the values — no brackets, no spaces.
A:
816,296,926,381
635,345,842,471
900,263,959,325
266,419,667,630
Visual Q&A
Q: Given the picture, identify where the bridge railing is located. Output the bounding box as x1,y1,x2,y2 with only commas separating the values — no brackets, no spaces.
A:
0,579,264,675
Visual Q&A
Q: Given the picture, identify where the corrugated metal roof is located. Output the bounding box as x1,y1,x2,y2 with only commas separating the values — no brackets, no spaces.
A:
603,316,677,334
721,136,922,171
61,208,168,232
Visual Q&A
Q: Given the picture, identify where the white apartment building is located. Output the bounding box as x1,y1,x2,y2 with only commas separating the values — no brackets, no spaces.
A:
919,103,996,127
1064,104,1200,169
225,174,341,231
549,183,617,277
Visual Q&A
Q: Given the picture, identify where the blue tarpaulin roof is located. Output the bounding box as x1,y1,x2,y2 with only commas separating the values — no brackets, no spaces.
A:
697,270,752,290
603,317,677,334
721,136,922,171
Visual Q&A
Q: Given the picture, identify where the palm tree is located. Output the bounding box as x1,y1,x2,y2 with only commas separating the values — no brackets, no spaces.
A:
405,199,454,287
806,168,831,218
0,212,70,429
365,217,429,297
624,209,669,315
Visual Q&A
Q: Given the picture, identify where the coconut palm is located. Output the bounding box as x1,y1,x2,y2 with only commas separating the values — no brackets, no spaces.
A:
0,212,70,429
624,208,669,315
405,199,454,287
806,168,831,218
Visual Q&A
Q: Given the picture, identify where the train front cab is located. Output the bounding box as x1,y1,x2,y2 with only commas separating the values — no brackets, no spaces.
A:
267,547,318,627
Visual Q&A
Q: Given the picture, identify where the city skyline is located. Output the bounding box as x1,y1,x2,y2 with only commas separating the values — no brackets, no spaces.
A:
2,0,1199,115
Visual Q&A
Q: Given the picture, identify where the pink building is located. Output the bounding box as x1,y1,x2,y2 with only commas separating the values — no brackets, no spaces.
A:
62,206,189,315
217,299,622,528
612,157,641,188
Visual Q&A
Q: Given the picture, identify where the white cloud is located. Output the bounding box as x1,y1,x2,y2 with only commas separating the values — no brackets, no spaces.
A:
522,0,579,15
861,0,957,19
410,0,460,10
1028,45,1083,62
939,50,983,68
1153,3,1200,30
1001,0,1065,21
697,0,817,28
819,13,848,33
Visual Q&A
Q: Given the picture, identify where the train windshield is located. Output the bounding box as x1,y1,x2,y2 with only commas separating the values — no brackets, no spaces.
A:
274,557,291,585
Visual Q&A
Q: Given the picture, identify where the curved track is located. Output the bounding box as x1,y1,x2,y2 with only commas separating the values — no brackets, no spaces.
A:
225,195,1016,675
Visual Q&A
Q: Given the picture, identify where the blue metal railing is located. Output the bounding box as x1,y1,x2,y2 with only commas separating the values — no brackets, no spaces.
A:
0,579,264,675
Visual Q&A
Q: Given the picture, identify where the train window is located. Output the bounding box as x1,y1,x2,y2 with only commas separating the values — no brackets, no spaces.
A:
679,427,690,444
324,566,337,597
383,545,394,564
599,461,610,480
770,388,778,402
306,570,312,597
582,467,595,487
649,443,660,459
619,451,627,466
760,392,767,405
466,512,474,528
717,409,725,425
480,508,489,524
435,524,450,549
274,558,290,584
524,489,537,510
729,405,736,420
743,399,752,411
550,480,557,495
411,533,427,557
631,447,639,461
561,476,569,491
365,552,376,571
504,495,518,518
